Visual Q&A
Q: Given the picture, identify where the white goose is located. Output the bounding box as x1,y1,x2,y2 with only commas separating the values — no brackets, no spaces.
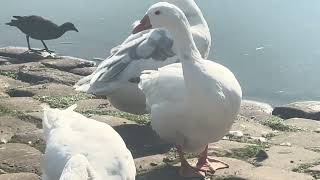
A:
74,0,211,114
41,105,136,180
134,2,242,178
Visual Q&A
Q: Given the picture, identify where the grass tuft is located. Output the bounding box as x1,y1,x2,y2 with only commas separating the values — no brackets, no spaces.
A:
292,160,320,179
33,94,91,108
0,71,18,79
261,116,300,132
82,109,151,125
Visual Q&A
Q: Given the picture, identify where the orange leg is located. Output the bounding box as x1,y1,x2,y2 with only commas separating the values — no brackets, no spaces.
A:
195,145,229,174
176,145,205,178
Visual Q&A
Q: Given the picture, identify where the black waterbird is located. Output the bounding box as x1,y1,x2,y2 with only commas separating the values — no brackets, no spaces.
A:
6,15,78,53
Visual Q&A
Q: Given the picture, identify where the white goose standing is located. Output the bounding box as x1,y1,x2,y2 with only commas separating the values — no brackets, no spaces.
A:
134,2,242,178
42,105,136,180
74,0,211,115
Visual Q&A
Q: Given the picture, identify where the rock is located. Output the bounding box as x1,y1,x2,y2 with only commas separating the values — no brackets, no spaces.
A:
249,166,313,180
17,65,81,85
24,112,43,128
231,116,273,137
273,101,320,120
0,46,55,62
0,143,42,175
261,146,320,170
41,57,95,72
270,132,320,150
0,76,29,90
90,115,137,127
8,83,77,97
0,97,42,113
0,116,37,144
10,129,45,153
284,118,320,131
75,99,116,112
135,154,166,173
204,157,255,179
0,76,29,98
240,100,273,120
208,140,253,156
0,57,10,65
0,62,44,75
0,173,40,180
228,130,244,137
69,67,97,76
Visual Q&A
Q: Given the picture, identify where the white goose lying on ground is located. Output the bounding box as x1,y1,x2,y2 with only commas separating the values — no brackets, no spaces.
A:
134,2,242,178
42,105,136,180
74,0,211,114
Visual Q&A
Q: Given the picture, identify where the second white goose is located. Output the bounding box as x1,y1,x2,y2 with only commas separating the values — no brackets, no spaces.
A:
134,2,242,178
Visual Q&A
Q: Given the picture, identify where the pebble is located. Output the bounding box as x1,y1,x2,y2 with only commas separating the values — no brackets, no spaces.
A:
229,130,244,137
280,142,292,147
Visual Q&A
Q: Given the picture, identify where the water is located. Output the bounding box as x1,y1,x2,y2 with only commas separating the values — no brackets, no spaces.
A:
1,0,319,105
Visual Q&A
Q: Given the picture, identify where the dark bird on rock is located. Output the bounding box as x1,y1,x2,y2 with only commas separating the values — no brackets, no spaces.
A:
6,15,79,53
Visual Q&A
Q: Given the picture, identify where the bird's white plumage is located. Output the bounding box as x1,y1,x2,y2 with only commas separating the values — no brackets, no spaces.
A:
138,2,242,152
74,0,211,114
42,105,136,180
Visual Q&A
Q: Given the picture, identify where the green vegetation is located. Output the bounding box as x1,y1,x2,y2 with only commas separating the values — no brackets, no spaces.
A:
292,160,320,179
261,116,300,132
230,145,267,161
0,105,28,119
82,109,151,125
0,71,18,79
34,93,91,108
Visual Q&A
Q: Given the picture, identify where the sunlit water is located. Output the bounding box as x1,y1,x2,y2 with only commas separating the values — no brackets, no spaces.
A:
1,0,319,105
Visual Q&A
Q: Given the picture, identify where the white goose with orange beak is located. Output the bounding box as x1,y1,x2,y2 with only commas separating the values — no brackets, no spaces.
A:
135,2,242,178
74,0,211,115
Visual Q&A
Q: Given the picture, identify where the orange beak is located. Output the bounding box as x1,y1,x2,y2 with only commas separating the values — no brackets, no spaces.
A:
132,15,152,34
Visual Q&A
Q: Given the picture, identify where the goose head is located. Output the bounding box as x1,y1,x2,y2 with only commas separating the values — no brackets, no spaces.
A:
133,2,189,34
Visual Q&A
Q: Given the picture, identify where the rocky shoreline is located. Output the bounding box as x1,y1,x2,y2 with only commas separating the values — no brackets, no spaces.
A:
0,46,319,180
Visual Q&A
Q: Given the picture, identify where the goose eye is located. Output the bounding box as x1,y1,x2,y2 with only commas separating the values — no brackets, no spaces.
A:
155,10,161,15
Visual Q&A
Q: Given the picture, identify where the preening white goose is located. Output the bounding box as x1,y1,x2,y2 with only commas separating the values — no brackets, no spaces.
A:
134,2,242,178
41,105,136,180
74,0,211,114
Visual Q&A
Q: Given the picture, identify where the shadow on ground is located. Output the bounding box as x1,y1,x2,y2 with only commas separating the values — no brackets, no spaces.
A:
114,124,172,158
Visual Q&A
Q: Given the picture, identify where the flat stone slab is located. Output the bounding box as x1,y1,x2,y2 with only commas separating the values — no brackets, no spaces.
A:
0,75,29,90
0,62,44,74
0,47,55,62
75,99,116,112
208,140,254,156
69,67,97,76
0,143,42,175
284,118,320,131
273,101,320,120
17,65,81,85
8,83,77,97
0,56,20,65
0,97,42,113
41,57,95,72
240,100,273,121
212,157,255,178
10,129,45,153
270,132,320,150
249,166,314,180
135,154,166,173
231,116,273,137
261,146,320,171
0,173,40,180
0,116,37,143
90,115,137,127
